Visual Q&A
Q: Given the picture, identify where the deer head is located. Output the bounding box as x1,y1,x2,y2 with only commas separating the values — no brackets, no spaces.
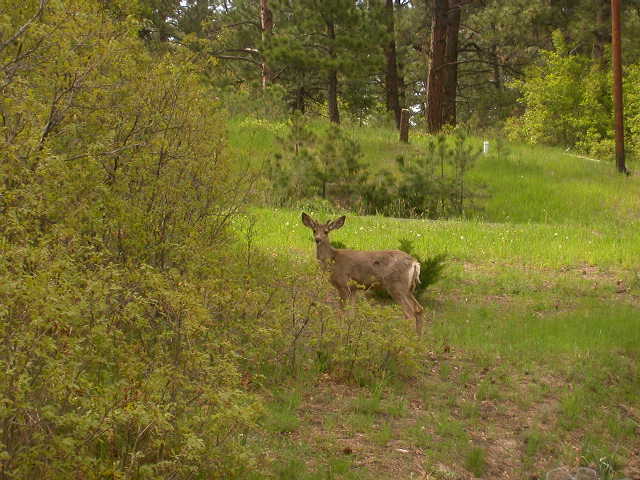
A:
301,212,345,246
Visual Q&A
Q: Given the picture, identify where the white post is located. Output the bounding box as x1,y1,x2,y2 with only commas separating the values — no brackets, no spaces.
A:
483,140,489,155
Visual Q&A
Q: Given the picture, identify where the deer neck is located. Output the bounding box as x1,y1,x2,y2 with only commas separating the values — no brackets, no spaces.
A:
316,240,336,267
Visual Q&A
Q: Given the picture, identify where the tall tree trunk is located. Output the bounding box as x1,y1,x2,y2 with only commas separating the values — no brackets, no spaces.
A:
442,0,460,127
384,0,401,128
490,44,501,89
426,0,448,133
398,59,407,111
612,0,627,174
328,69,340,124
327,19,340,124
260,0,273,89
395,0,407,110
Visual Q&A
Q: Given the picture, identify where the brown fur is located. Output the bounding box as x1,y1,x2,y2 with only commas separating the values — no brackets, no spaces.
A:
302,213,424,335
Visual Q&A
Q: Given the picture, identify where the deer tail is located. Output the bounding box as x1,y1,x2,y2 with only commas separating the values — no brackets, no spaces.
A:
410,261,421,291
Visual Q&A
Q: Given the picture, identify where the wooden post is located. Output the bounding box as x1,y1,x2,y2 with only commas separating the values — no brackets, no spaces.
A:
611,0,628,174
399,108,410,143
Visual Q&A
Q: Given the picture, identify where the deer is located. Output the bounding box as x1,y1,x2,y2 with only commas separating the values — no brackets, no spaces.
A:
301,212,424,335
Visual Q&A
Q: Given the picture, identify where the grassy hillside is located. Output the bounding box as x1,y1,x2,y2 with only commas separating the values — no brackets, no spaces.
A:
231,117,640,267
229,117,639,225
229,118,640,480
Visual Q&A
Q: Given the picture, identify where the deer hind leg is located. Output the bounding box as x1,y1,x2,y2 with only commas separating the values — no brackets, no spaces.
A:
409,294,423,314
388,286,421,334
412,296,424,337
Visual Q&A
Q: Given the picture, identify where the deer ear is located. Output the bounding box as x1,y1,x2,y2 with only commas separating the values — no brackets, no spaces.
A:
301,212,316,229
329,216,346,231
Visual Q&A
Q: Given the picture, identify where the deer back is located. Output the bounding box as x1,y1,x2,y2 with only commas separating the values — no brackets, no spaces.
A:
331,248,418,289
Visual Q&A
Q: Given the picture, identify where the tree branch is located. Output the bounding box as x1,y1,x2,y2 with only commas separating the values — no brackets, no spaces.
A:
0,0,47,54
212,54,261,66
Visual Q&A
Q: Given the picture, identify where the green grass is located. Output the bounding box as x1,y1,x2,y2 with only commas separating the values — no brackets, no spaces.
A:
262,389,303,434
464,446,487,477
228,117,640,479
229,119,640,269
244,207,640,268
229,115,639,228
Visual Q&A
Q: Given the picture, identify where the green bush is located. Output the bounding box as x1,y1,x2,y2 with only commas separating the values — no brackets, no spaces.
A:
267,117,368,205
506,30,613,157
360,132,481,218
267,120,482,219
0,247,262,478
397,239,447,296
0,1,258,477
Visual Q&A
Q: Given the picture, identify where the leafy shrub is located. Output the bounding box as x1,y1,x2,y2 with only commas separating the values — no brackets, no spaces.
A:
0,246,262,479
358,168,400,216
621,64,640,160
0,1,258,477
506,31,613,156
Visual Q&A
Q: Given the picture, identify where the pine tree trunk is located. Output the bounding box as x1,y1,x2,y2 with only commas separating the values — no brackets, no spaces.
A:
327,19,340,124
384,0,401,128
328,69,340,124
426,0,448,133
489,44,501,90
442,0,460,127
395,0,407,110
260,0,273,89
399,108,410,143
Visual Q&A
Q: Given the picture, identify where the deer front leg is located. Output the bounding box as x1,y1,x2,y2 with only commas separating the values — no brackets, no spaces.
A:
330,275,353,308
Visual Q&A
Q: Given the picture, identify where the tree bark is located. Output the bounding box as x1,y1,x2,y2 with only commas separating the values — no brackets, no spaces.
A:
426,0,448,133
490,44,501,89
395,0,407,110
442,0,460,127
399,108,410,143
327,19,340,124
384,0,401,128
260,0,273,89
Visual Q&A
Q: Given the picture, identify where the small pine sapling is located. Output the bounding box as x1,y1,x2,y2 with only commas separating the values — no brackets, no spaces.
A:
397,238,446,295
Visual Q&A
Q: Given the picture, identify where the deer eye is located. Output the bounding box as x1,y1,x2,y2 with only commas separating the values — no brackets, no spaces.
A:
324,229,329,234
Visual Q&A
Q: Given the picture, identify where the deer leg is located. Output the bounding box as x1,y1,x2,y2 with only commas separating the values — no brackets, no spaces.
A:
336,286,352,307
331,277,352,308
409,294,423,314
409,294,424,336
414,309,423,336
388,287,419,333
